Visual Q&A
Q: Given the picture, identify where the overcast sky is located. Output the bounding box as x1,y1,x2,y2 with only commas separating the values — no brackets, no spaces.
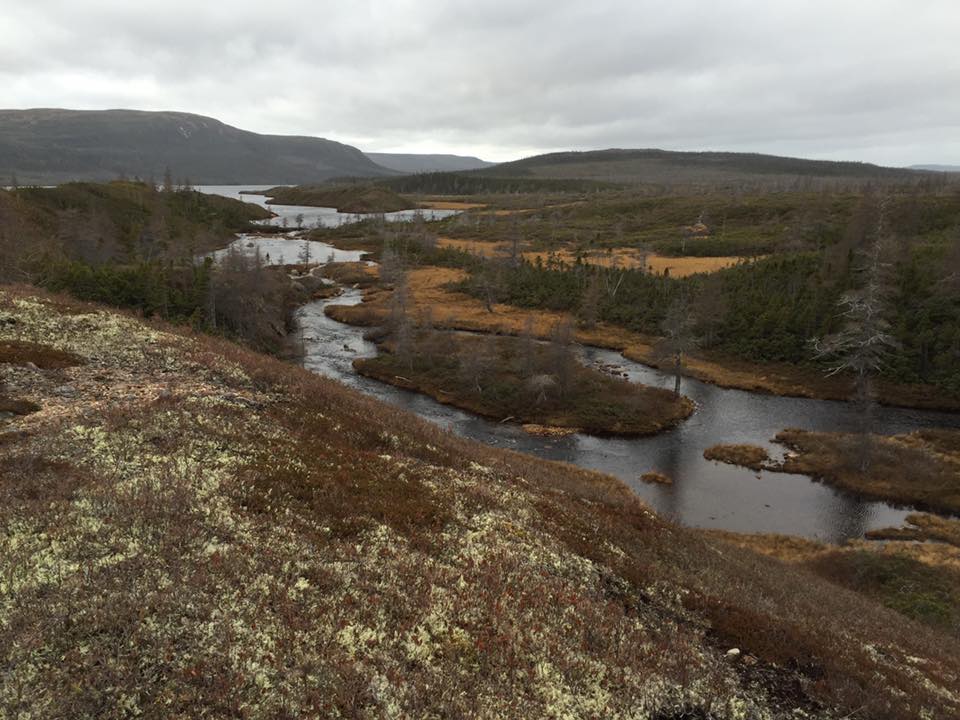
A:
3,1,959,165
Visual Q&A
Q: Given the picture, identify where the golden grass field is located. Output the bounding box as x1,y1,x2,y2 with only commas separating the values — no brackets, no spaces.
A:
418,200,488,211
435,237,752,277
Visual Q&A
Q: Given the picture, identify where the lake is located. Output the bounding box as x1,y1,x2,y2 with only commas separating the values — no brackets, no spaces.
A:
197,185,460,228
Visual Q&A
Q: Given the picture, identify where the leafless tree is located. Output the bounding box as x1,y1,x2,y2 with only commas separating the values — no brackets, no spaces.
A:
388,270,414,370
298,240,312,266
655,294,698,396
813,201,898,464
459,336,495,395
379,244,404,287
691,276,728,347
578,272,604,330
547,319,577,399
526,373,557,405
475,265,500,313
208,247,291,352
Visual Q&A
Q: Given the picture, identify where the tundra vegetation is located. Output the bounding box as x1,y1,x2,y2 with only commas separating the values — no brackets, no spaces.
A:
700,429,960,515
773,428,960,515
708,524,960,639
2,286,960,718
703,444,772,471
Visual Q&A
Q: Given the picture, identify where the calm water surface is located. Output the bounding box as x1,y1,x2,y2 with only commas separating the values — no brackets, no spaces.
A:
297,291,960,543
197,185,459,229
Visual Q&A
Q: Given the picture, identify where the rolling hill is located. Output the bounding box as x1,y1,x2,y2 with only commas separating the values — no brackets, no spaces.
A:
482,148,929,186
910,164,960,172
0,109,396,185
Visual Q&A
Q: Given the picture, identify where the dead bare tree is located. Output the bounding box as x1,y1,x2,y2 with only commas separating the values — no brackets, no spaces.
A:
813,202,898,467
388,270,414,370
547,319,577,399
459,336,495,395
578,272,604,330
655,294,698,396
519,317,537,379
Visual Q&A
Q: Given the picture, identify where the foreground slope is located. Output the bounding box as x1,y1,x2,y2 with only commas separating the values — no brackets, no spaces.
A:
0,109,394,185
1,287,958,719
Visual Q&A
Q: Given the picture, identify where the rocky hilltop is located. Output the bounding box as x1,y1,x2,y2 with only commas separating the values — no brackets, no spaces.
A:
1,286,958,718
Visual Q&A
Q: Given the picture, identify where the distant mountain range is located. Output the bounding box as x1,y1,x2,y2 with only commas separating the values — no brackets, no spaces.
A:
365,153,494,173
909,164,960,173
0,109,396,185
0,108,936,187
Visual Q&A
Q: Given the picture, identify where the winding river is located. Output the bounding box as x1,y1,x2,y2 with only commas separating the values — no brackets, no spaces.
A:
297,291,960,543
204,188,960,543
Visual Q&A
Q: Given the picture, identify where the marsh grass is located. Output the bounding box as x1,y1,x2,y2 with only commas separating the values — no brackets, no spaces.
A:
703,444,771,471
775,428,960,514
354,329,693,436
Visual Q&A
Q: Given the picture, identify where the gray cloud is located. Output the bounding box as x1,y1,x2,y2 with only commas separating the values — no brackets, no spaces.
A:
2,0,958,164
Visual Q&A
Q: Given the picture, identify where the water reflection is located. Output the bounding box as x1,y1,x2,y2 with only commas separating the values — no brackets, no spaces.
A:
197,185,459,229
209,234,367,266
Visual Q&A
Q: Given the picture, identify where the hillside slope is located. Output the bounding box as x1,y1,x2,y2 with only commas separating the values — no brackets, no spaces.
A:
1,288,959,718
0,109,395,185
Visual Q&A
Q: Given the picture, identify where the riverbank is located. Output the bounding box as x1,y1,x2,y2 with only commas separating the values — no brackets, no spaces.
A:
697,429,960,516
322,263,960,411
353,329,693,436
774,428,960,515
434,236,753,278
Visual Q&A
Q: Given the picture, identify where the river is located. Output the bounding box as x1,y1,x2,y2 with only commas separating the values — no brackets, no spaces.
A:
199,189,960,543
297,289,960,543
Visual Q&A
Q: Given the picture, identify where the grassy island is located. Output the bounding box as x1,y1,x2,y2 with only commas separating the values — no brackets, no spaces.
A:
260,184,415,213
354,328,693,436
703,443,772,470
